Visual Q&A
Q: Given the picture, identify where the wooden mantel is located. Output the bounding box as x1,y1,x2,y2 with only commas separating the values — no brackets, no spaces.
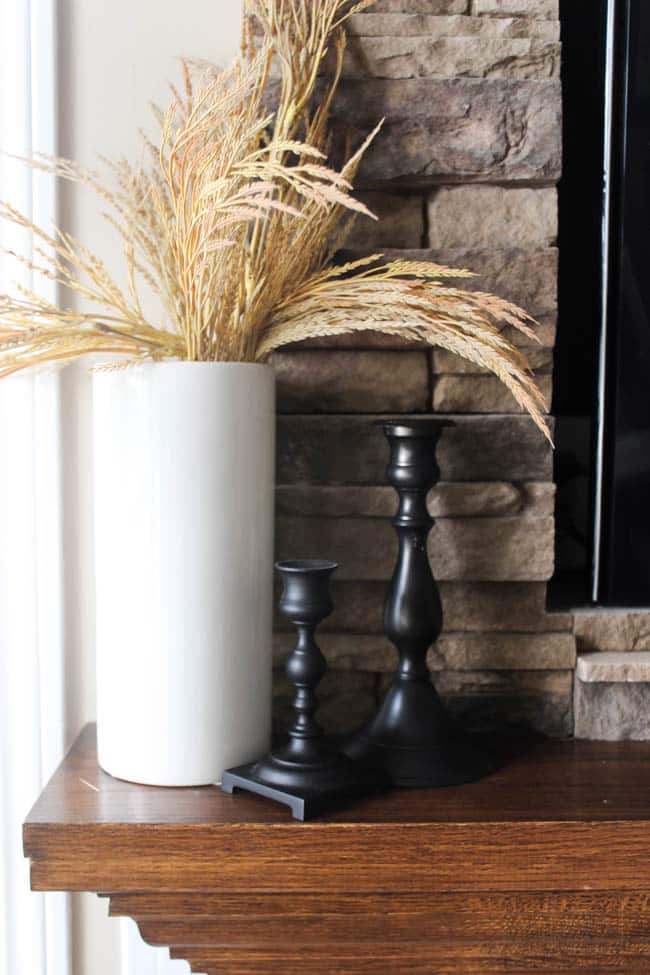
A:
23,725,650,973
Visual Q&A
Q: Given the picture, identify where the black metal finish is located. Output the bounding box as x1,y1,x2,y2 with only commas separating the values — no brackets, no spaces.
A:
222,560,387,820
598,0,650,605
343,419,495,787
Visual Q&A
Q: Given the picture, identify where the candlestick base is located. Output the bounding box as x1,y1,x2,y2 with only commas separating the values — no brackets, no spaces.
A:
343,677,496,787
222,749,387,820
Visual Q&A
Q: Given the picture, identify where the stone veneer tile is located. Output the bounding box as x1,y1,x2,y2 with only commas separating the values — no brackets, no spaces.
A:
433,347,553,374
374,0,470,12
274,350,429,413
349,14,560,40
275,482,555,519
340,248,558,324
428,186,557,249
472,0,559,19
276,513,554,581
344,191,425,249
433,373,553,413
388,669,573,737
273,668,378,735
330,78,561,185
274,581,571,635
573,610,650,653
575,682,650,741
576,652,650,684
342,34,560,81
277,414,554,483
273,631,574,672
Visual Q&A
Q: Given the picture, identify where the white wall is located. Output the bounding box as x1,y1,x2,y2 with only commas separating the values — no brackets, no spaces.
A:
56,3,243,973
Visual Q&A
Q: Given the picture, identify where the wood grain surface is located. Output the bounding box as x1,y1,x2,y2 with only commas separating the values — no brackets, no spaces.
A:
23,724,650,973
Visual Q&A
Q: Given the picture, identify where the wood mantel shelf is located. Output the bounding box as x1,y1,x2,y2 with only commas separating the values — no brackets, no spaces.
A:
23,725,650,974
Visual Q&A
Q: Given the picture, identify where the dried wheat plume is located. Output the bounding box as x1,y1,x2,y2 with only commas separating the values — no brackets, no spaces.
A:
0,0,550,439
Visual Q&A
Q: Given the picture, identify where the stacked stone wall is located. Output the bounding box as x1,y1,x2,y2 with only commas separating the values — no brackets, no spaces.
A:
273,0,571,736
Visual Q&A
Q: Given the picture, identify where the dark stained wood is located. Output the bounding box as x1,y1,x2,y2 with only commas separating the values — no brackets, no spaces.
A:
23,725,650,973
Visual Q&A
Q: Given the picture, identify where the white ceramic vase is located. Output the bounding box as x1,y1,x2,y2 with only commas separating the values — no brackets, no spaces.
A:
93,361,275,786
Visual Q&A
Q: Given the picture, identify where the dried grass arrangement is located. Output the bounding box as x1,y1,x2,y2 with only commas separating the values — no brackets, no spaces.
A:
0,0,549,438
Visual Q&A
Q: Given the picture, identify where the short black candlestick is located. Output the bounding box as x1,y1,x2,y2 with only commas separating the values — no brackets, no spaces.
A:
222,560,387,820
343,419,495,787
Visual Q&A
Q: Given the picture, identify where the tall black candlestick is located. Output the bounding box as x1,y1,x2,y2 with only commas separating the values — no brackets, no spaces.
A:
343,419,495,787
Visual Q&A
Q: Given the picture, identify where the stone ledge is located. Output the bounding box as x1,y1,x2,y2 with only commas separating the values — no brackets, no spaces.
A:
576,652,650,684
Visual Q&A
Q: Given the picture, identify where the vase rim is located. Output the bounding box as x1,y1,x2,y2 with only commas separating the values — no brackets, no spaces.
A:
275,559,338,574
133,360,272,369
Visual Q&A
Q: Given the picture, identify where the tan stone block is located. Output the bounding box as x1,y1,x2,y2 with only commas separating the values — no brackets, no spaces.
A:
432,373,553,413
274,580,571,635
339,247,558,326
573,610,650,653
329,78,561,185
433,347,552,374
374,0,469,12
472,0,559,19
275,481,554,519
274,631,573,672
348,13,560,40
273,350,429,413
342,35,560,81
345,192,425,249
576,651,650,684
432,632,575,670
433,669,573,736
575,681,650,741
428,186,557,249
438,581,572,633
277,414,554,483
276,513,554,581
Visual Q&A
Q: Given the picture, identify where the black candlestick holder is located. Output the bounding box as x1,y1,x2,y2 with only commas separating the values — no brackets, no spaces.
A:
343,419,496,787
222,559,387,820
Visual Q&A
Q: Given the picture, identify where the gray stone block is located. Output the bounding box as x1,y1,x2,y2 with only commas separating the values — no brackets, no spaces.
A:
428,186,557,249
276,512,554,581
433,373,553,413
341,34,560,81
277,414,554,483
275,482,554,520
273,349,429,414
273,631,574,671
329,78,561,185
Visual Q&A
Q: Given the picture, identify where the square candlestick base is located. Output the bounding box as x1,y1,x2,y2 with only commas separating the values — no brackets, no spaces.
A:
222,752,388,821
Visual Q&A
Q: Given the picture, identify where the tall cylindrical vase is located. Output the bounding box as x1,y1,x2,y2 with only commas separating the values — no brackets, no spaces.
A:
93,361,275,786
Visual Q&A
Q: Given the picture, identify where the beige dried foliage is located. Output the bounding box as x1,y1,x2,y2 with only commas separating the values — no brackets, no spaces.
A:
0,0,550,439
